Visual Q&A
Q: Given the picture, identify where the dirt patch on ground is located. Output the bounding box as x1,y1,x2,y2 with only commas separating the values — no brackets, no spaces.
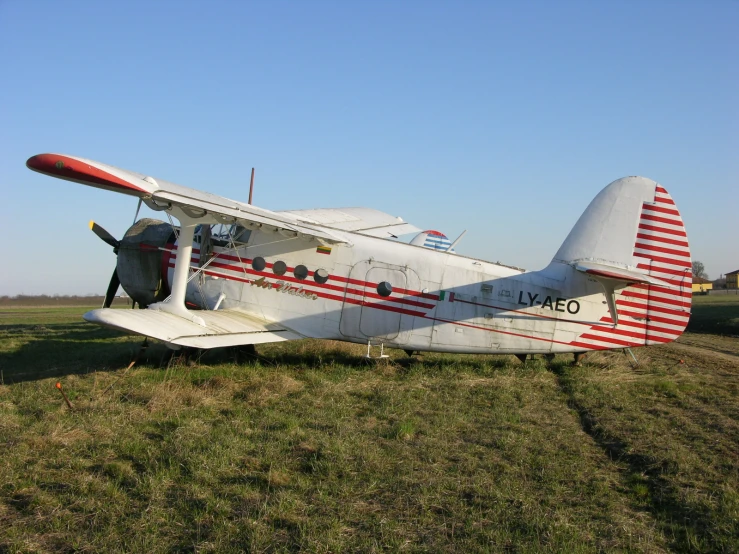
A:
675,333,739,359
650,333,739,380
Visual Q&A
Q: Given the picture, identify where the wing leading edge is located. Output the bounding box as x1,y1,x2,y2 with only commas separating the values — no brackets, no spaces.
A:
27,153,347,244
26,153,420,243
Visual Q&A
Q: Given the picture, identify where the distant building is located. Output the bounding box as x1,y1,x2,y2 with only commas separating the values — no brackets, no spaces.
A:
692,277,713,294
727,270,739,289
712,276,726,289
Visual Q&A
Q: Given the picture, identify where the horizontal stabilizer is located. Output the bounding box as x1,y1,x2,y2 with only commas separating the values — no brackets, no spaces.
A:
574,262,669,286
574,262,669,325
84,308,303,349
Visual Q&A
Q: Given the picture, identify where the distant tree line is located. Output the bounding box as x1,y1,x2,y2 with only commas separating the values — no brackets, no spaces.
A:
692,261,708,280
0,295,130,307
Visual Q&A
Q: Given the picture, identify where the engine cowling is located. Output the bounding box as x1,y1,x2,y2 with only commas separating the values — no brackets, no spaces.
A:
117,218,175,308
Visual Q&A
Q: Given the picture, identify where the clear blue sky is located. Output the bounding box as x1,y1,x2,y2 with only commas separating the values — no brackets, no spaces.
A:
1,1,736,295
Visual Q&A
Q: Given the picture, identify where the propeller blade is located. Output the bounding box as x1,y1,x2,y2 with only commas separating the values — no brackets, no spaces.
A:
89,220,120,249
133,198,142,224
103,268,121,308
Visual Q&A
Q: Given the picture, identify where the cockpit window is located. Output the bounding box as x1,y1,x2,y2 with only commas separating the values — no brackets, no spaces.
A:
207,223,251,247
231,225,251,244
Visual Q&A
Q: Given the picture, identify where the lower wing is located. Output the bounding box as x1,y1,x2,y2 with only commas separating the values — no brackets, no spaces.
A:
84,308,303,349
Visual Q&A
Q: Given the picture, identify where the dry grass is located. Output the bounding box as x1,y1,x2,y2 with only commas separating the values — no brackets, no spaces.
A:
0,298,737,552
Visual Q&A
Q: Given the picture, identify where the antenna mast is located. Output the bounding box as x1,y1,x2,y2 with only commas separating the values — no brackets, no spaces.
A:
248,167,255,204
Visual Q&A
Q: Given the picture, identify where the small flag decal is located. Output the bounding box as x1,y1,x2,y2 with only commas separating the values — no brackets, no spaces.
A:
439,291,455,302
316,246,332,255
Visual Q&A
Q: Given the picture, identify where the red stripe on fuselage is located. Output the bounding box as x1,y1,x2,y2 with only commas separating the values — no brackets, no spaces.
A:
173,248,688,352
168,257,592,348
203,251,441,300
169,260,434,314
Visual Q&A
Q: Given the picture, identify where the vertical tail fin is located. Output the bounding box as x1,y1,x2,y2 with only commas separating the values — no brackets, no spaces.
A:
553,176,691,349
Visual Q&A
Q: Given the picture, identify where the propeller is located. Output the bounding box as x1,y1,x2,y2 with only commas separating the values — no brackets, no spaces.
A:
89,220,120,251
89,220,122,308
103,269,121,309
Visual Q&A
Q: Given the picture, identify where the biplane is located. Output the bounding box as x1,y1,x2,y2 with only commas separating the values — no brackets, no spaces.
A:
27,153,692,361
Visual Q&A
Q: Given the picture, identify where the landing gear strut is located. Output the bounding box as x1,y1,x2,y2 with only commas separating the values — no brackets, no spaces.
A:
235,344,258,363
134,337,149,363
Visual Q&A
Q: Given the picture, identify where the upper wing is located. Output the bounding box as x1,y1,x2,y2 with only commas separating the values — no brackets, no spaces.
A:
26,153,348,244
278,207,421,238
27,153,421,243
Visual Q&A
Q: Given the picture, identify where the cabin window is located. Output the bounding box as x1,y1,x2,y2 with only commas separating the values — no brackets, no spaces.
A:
232,225,251,244
209,223,251,247
252,257,266,271
314,269,330,284
294,265,308,280
272,261,287,276
377,281,393,297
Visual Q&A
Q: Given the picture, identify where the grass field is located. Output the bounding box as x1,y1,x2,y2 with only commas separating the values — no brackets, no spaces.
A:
682,293,739,336
1,297,738,552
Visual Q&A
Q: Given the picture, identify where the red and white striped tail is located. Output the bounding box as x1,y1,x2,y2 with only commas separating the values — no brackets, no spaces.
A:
569,182,692,351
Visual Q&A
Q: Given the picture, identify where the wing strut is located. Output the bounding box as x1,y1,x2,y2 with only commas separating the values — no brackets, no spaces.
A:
148,210,206,326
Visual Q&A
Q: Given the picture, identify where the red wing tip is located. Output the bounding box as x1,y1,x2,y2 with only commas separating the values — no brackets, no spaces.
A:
26,153,88,176
26,153,147,195
26,153,66,172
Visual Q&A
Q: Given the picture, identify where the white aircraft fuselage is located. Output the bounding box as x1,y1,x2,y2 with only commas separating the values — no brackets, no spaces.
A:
181,221,685,355
26,153,692,355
